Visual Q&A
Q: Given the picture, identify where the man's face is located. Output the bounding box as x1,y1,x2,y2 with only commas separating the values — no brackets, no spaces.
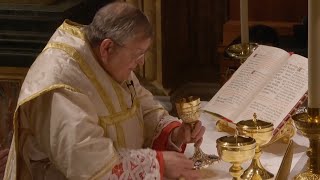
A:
101,36,152,83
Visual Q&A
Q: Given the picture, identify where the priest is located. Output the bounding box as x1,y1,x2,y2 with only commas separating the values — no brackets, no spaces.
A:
4,2,205,180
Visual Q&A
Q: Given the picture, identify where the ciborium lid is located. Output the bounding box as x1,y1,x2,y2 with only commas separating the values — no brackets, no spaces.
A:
236,113,274,133
216,135,256,150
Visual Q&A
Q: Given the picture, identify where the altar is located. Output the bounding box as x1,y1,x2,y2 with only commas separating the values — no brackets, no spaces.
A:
184,111,309,179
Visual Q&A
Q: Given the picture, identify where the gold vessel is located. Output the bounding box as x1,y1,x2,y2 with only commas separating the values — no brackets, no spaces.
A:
236,113,274,179
175,96,219,169
215,118,295,144
216,135,256,180
225,43,258,63
292,108,320,179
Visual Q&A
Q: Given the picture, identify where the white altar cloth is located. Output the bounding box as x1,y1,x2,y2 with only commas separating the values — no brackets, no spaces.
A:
184,112,309,179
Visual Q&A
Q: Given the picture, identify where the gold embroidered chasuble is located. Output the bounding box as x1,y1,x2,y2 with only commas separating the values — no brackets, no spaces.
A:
4,20,179,180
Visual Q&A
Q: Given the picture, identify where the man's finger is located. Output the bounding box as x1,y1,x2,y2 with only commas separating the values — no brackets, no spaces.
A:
191,121,202,138
194,126,205,143
184,125,191,142
174,152,187,158
194,137,203,148
180,158,194,170
180,169,201,180
172,152,194,169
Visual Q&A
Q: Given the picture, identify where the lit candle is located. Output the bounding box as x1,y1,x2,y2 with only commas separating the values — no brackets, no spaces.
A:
240,0,249,44
308,0,320,108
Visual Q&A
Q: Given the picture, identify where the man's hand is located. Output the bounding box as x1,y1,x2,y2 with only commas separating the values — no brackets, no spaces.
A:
171,121,205,148
0,148,9,179
162,151,200,180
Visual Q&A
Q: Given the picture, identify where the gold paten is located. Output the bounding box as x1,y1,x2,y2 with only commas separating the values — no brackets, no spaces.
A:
292,108,320,179
225,43,259,63
216,135,256,180
175,96,219,169
236,113,274,179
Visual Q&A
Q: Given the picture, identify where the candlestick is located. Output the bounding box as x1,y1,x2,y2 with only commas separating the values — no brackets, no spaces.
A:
240,0,249,44
308,0,320,108
291,2,320,179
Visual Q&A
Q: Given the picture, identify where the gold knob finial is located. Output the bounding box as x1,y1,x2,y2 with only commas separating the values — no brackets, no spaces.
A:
253,113,258,126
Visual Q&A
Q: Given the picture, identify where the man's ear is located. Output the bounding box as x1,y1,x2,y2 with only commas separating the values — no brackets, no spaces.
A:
99,39,114,60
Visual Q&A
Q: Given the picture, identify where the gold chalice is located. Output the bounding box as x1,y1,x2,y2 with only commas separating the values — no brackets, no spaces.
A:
175,96,219,169
236,113,274,179
216,135,256,179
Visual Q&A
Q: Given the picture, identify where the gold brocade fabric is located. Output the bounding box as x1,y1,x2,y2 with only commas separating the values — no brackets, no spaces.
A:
4,20,178,180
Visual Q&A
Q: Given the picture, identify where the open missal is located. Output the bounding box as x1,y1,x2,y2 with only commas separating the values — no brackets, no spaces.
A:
204,45,308,134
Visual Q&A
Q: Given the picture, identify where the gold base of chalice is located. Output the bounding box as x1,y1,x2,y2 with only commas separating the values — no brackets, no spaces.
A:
225,42,258,63
191,147,219,169
217,135,256,179
292,108,320,179
175,96,219,169
236,113,274,179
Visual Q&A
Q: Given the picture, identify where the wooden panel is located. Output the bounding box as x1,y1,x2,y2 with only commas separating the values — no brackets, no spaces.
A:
162,0,226,89
0,0,113,67
229,0,307,22
221,20,299,46
0,67,28,148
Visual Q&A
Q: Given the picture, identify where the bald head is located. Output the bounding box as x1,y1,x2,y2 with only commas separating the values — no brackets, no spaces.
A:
84,2,153,47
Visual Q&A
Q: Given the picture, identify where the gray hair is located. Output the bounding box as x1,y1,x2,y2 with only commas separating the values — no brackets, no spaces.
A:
84,2,153,47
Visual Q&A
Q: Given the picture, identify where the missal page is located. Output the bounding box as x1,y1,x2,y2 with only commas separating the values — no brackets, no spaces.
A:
236,54,308,127
204,45,290,121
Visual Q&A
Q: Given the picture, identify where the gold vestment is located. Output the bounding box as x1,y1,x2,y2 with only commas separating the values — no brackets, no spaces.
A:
4,20,180,180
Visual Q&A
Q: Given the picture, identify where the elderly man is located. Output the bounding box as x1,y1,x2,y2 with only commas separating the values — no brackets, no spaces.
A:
4,2,205,180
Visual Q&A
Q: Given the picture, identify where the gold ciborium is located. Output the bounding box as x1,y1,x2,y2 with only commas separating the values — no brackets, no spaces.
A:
216,135,256,179
236,113,274,179
292,108,320,179
175,96,219,169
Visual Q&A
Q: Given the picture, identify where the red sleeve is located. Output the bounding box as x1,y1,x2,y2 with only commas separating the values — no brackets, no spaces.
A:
156,151,164,180
152,121,186,152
